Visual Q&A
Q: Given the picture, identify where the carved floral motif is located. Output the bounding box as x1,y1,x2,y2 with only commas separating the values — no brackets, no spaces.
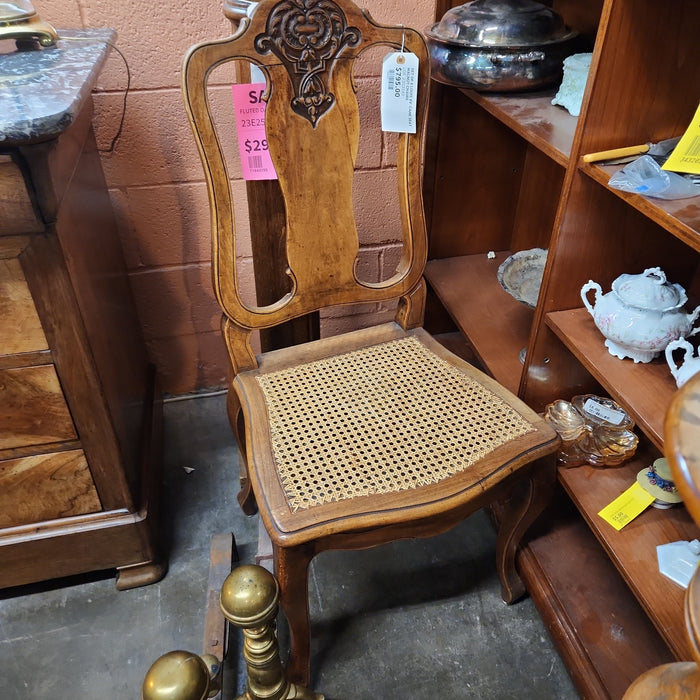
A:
255,0,361,126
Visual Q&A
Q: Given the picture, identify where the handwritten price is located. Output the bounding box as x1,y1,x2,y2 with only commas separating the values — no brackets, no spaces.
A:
244,138,268,154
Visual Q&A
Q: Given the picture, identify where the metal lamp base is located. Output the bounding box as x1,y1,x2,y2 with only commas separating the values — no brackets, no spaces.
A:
0,11,58,47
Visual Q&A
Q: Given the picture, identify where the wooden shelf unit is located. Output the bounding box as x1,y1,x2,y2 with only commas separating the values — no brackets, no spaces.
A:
424,0,700,696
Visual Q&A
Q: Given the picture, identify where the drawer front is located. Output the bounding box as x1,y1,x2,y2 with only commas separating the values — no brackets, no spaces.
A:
0,154,43,236
0,449,101,528
0,365,77,451
0,257,48,356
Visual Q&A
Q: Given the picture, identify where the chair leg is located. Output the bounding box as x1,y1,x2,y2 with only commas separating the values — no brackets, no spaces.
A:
226,388,257,515
496,456,557,604
274,542,315,688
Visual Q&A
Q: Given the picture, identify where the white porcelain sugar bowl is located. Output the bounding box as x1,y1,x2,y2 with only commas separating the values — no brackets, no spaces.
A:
581,267,700,363
666,338,700,387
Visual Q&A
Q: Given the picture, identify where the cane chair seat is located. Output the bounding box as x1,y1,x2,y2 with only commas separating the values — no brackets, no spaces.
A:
237,325,553,542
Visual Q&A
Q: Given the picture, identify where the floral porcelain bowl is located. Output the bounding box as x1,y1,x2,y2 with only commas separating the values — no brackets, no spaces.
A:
581,267,700,363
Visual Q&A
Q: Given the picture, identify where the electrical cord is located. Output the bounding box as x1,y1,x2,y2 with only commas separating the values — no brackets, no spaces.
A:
56,34,130,153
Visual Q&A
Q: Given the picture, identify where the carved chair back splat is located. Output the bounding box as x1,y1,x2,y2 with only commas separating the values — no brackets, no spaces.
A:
183,0,560,688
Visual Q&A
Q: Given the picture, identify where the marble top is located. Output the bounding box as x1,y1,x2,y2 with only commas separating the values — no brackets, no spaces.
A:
0,28,115,146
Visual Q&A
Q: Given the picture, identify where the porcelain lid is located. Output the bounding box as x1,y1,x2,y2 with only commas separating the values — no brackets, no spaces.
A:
612,267,687,311
426,0,575,48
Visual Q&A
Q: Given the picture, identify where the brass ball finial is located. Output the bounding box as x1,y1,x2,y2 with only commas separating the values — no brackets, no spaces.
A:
220,564,279,627
141,650,210,700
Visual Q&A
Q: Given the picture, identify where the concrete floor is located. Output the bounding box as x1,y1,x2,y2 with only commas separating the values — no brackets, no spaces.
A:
0,393,579,699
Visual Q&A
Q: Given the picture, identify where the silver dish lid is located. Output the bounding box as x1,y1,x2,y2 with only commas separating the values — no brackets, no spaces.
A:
426,0,576,48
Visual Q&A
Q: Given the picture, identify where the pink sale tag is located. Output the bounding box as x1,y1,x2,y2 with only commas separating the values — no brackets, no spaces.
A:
231,83,277,181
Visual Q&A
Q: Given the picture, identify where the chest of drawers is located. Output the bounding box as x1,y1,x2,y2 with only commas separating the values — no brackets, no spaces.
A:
0,32,163,589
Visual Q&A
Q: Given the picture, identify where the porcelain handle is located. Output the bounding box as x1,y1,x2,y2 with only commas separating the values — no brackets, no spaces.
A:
688,305,700,337
665,338,693,376
642,267,667,285
580,281,601,316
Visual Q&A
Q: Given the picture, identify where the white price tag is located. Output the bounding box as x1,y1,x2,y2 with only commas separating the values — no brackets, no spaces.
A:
380,51,419,134
583,398,625,425
250,63,265,84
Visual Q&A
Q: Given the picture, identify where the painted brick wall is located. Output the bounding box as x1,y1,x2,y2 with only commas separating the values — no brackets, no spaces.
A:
33,0,435,395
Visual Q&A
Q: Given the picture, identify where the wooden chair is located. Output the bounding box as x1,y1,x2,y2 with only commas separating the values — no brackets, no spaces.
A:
623,374,700,699
182,0,559,685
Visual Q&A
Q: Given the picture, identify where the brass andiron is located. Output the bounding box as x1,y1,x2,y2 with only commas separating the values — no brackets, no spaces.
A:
220,564,323,700
141,564,321,700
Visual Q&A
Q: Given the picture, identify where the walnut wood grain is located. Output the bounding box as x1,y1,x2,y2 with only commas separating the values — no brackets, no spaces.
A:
0,350,52,371
0,450,101,528
0,365,77,451
425,253,533,394
16,97,94,224
20,232,134,511
0,154,43,235
0,235,29,260
0,257,48,356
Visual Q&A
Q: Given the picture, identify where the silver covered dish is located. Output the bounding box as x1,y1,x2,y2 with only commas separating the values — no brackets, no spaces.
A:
425,0,579,92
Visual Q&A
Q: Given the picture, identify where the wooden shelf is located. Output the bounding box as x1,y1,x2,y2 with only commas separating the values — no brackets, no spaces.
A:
460,88,577,167
425,252,532,394
546,307,677,451
558,452,699,662
580,161,700,251
518,492,674,699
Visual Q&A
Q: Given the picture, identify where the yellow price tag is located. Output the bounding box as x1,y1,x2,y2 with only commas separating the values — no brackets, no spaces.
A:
598,482,655,531
662,102,700,175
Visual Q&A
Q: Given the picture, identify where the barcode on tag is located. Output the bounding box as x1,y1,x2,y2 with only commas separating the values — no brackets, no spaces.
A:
386,68,395,91
583,398,625,425
248,155,264,171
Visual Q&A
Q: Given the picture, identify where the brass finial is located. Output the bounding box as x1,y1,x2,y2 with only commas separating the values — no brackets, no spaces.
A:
141,650,211,700
220,564,323,700
220,564,279,626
